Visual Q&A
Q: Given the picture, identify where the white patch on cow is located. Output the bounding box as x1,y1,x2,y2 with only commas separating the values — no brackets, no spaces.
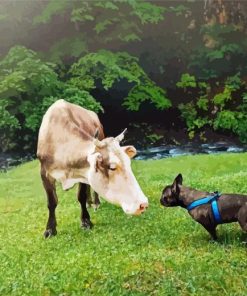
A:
50,169,65,180
61,178,86,190
50,168,89,190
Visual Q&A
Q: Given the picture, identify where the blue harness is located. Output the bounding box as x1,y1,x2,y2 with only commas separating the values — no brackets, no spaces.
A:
187,192,222,224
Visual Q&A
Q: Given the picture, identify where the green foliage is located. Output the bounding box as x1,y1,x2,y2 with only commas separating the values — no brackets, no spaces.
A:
178,72,247,142
0,46,60,150
179,100,209,139
197,96,208,111
1,154,247,294
178,102,198,131
214,110,239,131
189,23,247,80
168,5,188,16
129,1,165,25
0,46,102,151
0,99,19,129
33,0,71,24
21,88,102,131
213,73,242,109
0,46,60,143
70,50,171,111
146,133,163,144
176,73,197,89
211,73,247,142
214,109,247,143
47,36,88,64
213,88,232,109
225,73,242,91
2,0,247,149
70,50,141,90
0,46,59,98
205,43,243,62
34,0,165,44
124,82,171,111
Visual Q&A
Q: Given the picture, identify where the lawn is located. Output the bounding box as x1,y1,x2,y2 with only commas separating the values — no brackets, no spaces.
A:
0,153,246,296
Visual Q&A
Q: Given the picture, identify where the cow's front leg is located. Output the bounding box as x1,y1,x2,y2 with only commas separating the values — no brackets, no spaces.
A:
78,183,93,229
41,168,58,238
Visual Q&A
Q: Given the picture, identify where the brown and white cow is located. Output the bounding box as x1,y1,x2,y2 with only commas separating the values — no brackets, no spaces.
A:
37,99,148,238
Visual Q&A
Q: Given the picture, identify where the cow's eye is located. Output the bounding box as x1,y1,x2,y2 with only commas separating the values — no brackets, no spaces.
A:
108,163,117,171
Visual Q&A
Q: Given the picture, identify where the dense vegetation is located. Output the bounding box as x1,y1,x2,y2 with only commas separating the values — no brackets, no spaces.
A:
0,153,246,295
0,0,247,152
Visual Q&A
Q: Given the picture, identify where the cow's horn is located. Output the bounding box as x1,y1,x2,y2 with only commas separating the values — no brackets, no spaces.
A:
115,128,127,142
93,128,105,148
94,129,99,139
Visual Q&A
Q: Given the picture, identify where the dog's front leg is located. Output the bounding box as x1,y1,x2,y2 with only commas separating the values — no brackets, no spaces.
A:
200,222,217,240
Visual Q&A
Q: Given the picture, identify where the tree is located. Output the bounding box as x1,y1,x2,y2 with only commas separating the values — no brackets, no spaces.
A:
69,50,171,111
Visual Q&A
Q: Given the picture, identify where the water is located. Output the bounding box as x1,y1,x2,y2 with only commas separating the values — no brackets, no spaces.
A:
0,153,34,172
0,142,246,170
135,142,247,160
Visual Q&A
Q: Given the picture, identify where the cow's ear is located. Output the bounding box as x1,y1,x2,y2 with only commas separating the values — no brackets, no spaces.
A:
122,146,136,159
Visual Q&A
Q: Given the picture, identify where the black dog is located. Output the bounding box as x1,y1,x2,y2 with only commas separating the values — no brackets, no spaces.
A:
160,174,247,240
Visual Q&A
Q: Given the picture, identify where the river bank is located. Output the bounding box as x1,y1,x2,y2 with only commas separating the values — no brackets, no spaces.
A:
1,141,246,171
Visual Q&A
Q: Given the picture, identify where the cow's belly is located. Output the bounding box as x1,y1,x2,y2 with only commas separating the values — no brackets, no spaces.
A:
50,168,89,190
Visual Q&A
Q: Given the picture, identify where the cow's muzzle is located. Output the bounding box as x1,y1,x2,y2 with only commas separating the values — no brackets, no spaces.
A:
134,202,148,215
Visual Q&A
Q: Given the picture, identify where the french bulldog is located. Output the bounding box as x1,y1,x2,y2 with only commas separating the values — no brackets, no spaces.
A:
160,174,247,240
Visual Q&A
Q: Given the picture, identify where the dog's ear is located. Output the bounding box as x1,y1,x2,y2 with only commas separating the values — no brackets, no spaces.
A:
171,173,183,193
175,173,183,185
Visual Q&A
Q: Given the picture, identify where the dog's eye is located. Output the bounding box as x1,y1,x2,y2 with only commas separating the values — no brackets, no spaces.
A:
108,163,117,171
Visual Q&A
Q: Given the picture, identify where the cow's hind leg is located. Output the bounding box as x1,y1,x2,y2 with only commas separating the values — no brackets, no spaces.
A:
92,191,100,210
86,188,100,210
41,168,58,238
78,183,93,229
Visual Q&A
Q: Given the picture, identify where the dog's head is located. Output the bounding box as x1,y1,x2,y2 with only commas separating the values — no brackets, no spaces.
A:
160,174,183,207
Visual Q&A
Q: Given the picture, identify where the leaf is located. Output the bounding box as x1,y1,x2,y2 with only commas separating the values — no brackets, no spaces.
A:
176,73,197,88
207,50,224,61
119,33,141,42
48,37,88,63
33,0,71,24
94,20,113,34
70,50,170,111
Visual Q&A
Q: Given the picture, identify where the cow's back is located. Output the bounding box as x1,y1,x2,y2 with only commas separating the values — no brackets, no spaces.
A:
37,99,104,170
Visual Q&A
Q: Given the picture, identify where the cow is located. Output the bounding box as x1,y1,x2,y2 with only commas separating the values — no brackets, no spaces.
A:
37,99,148,238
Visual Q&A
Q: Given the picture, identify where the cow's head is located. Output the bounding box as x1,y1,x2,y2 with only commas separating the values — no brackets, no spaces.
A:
87,129,148,215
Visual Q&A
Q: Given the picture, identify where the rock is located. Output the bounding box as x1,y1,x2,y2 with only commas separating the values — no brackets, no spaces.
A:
227,146,244,153
169,148,190,157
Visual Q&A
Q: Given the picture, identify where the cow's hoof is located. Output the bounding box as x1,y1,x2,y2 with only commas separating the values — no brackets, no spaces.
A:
82,219,93,230
44,228,57,238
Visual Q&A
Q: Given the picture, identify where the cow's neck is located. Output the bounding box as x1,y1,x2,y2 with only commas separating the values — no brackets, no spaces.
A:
51,145,96,190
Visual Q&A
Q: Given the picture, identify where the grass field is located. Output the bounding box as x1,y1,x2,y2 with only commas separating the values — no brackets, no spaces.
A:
0,153,247,295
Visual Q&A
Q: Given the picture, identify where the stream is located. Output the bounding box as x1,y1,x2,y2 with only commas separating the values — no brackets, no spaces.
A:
0,142,246,171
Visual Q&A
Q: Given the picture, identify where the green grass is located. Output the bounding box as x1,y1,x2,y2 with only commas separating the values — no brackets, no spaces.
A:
0,153,247,296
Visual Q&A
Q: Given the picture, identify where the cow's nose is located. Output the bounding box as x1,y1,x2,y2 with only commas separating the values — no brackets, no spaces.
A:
140,202,148,212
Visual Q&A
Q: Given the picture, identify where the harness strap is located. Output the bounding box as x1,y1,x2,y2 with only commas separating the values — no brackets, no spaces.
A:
187,192,222,224
211,199,221,224
187,196,214,211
